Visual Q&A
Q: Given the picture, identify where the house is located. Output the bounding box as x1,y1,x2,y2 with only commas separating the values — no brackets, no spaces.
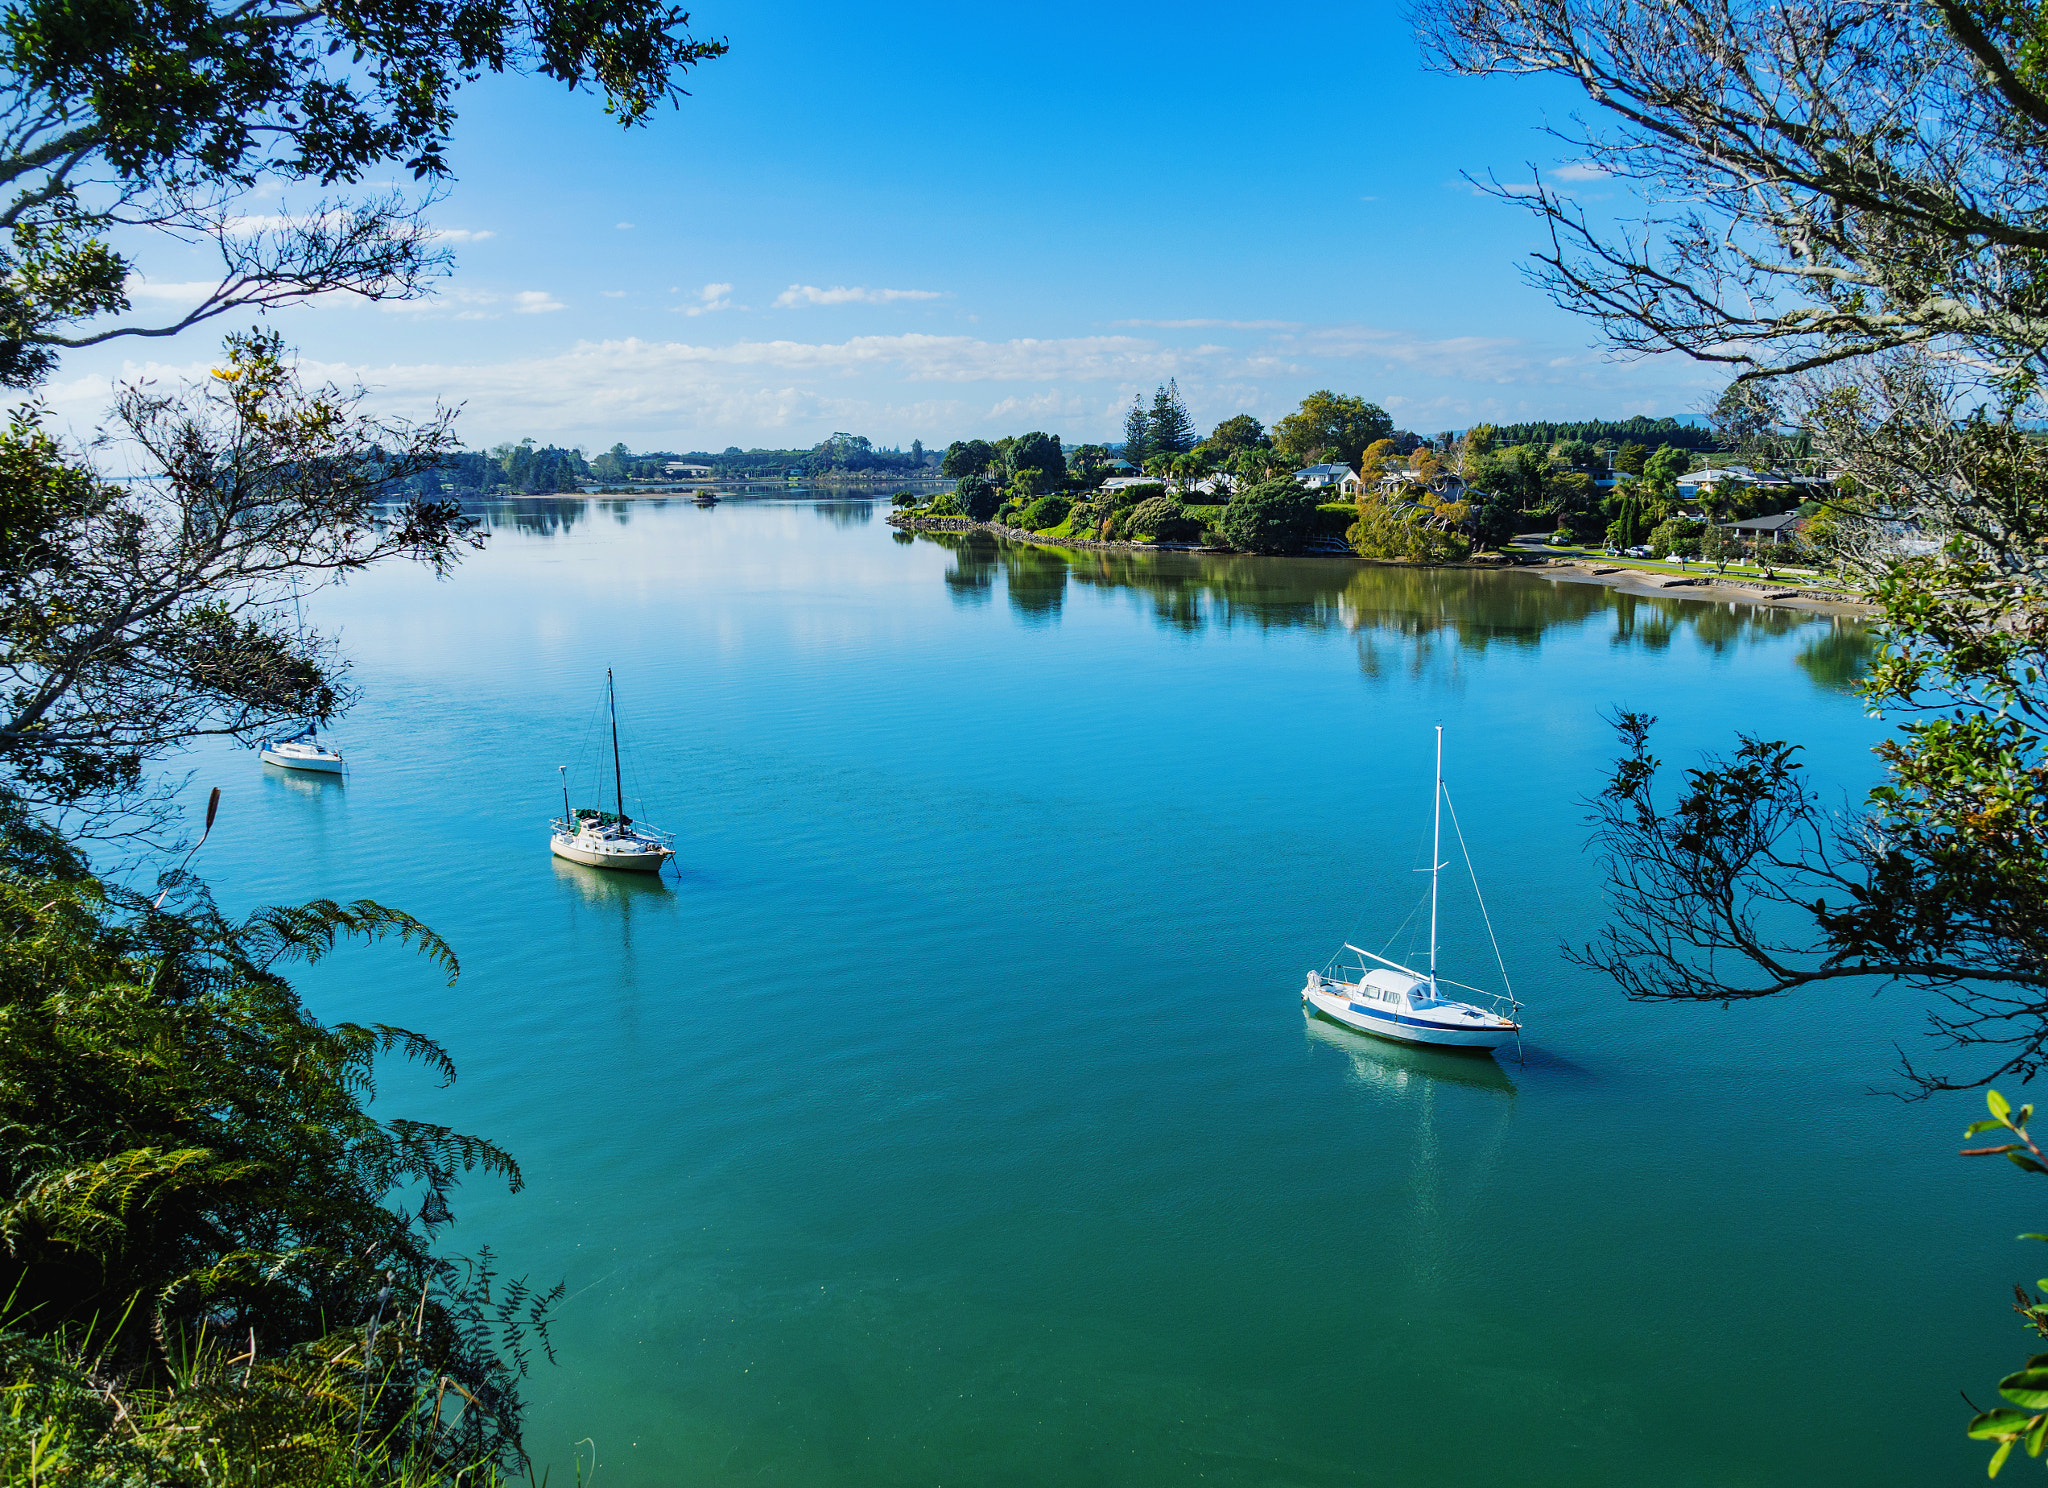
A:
1294,462,1362,495
1723,512,1804,545
1098,475,1165,495
664,461,713,478
1375,469,1468,500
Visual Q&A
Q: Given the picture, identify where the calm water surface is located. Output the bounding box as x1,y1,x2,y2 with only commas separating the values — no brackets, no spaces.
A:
175,497,2021,1486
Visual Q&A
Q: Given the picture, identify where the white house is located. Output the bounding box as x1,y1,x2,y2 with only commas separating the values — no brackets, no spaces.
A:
664,461,714,478
1294,462,1362,495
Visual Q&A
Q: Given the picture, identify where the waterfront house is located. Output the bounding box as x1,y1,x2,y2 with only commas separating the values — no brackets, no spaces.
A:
1724,512,1804,545
1295,462,1363,494
664,461,714,478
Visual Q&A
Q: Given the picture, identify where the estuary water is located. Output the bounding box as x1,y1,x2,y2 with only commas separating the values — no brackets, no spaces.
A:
177,496,2023,1486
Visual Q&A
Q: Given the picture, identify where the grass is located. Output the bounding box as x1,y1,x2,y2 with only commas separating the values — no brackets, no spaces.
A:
0,1323,539,1488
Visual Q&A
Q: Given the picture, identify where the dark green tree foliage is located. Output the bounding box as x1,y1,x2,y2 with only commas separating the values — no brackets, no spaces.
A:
0,858,552,1473
955,474,1000,521
1128,495,1201,542
1008,431,1065,485
941,440,996,478
1481,416,1721,454
1017,495,1070,531
1216,478,1325,554
1205,414,1269,454
1273,391,1394,471
1147,380,1196,456
1122,395,1151,470
1613,442,1649,476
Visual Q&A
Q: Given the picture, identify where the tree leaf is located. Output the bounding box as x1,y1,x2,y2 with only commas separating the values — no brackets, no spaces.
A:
1970,1119,2011,1136
1993,1438,2016,1477
1972,1409,2033,1438
1999,1369,2048,1407
1992,1090,2014,1121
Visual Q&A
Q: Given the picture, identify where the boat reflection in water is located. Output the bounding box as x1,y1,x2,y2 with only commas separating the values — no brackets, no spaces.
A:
1303,1006,1517,1097
550,853,674,907
261,761,345,799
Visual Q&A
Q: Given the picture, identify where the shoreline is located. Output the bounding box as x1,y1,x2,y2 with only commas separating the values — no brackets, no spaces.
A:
887,511,1873,616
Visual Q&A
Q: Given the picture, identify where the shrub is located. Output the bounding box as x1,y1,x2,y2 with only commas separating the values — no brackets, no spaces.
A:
1648,515,1706,559
926,491,961,516
1215,478,1325,554
1128,494,1202,542
956,474,1001,522
1549,528,1574,545
1018,495,1071,531
890,491,917,508
1108,481,1166,509
1314,501,1357,536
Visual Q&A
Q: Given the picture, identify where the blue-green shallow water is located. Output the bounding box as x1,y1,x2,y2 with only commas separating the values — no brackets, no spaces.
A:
163,496,2025,1485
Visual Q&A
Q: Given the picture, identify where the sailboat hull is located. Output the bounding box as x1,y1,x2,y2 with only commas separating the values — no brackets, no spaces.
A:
550,832,671,873
1303,984,1518,1051
261,745,343,773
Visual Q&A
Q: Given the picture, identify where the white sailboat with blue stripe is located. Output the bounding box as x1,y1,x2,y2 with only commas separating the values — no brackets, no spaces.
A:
1303,727,1522,1054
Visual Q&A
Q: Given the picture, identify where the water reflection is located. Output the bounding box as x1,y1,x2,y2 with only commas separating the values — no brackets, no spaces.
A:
1303,1009,1518,1097
261,761,345,797
811,501,876,528
551,856,674,907
914,531,1872,683
1797,621,1877,692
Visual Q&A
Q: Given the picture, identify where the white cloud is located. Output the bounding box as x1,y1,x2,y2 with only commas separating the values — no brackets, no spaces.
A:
673,283,736,317
1550,162,1609,182
602,290,627,299
430,227,496,243
513,290,565,314
774,284,946,307
1112,318,1304,331
616,222,634,230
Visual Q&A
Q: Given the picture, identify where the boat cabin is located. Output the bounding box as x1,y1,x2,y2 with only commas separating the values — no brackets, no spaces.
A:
1354,968,1426,1005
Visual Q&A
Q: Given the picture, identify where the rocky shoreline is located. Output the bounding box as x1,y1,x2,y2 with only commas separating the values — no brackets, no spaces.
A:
886,510,1871,615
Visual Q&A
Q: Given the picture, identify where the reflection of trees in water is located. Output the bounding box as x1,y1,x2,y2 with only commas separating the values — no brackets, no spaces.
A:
914,532,1866,678
1795,619,1876,691
812,501,876,528
942,531,999,607
1002,542,1069,625
492,498,589,538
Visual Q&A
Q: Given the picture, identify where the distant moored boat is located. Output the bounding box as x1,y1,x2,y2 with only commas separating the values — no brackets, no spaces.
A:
550,670,674,874
1302,727,1522,1054
260,726,343,774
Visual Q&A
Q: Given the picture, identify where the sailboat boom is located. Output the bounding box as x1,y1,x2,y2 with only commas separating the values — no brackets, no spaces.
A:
1343,944,1426,980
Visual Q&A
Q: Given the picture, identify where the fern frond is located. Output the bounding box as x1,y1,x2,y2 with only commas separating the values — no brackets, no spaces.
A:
233,899,460,985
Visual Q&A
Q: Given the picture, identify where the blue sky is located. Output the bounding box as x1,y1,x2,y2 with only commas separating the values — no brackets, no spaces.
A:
51,0,1724,453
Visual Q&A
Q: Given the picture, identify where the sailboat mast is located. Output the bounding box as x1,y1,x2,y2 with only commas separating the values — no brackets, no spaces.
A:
1429,725,1443,981
608,669,624,822
559,765,571,827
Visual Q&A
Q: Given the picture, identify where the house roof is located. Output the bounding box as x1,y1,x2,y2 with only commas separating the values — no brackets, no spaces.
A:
1726,512,1803,532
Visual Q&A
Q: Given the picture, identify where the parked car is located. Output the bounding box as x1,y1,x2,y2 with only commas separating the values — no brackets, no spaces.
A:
1624,544,1653,558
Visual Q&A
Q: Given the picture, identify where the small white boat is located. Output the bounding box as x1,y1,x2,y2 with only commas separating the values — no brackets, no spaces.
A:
550,670,674,875
260,726,344,774
1302,727,1521,1053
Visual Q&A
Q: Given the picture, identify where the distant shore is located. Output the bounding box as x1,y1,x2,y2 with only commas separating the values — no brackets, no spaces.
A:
886,511,1873,616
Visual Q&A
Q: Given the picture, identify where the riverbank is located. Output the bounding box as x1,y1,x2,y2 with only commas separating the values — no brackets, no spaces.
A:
887,510,1873,615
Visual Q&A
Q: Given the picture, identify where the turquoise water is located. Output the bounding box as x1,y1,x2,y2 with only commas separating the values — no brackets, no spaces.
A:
176,497,2025,1485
